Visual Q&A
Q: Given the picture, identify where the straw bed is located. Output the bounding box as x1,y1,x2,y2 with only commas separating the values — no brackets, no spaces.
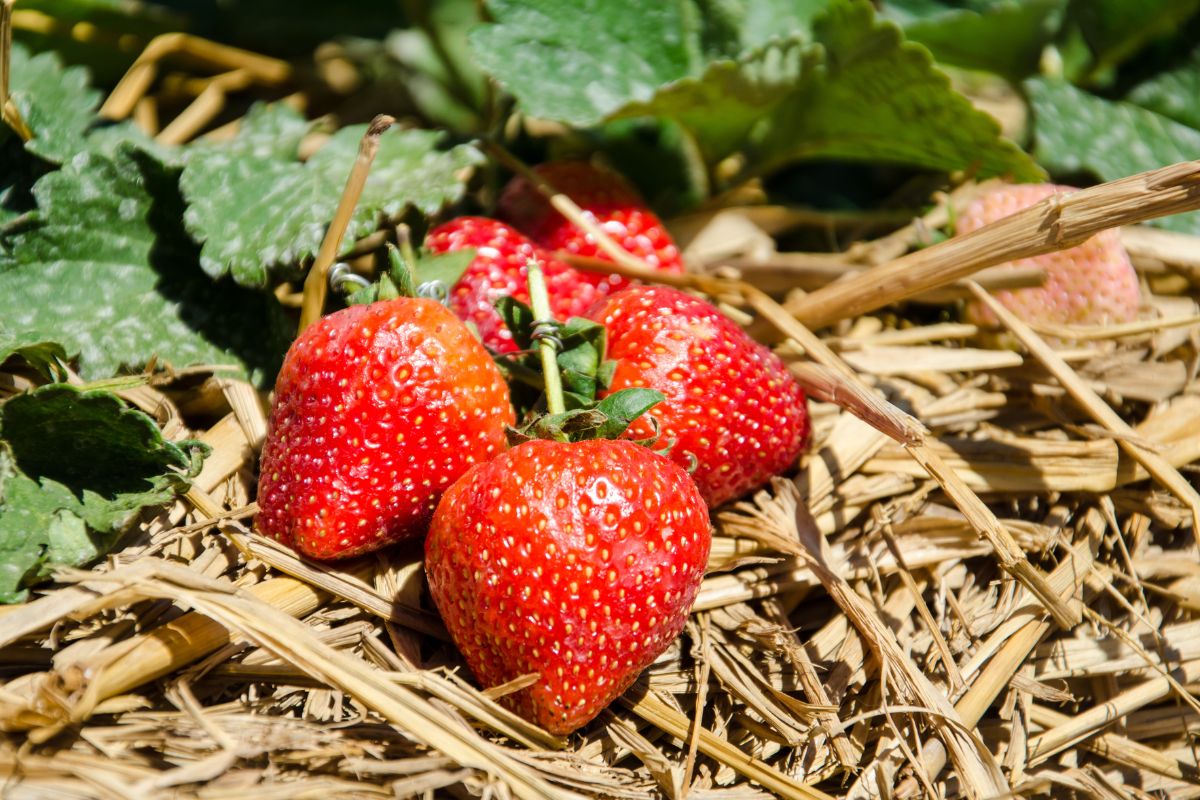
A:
4,162,1200,799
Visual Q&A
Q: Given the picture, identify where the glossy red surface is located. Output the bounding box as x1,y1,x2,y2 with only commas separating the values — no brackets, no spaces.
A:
425,438,711,734
257,298,514,559
589,286,811,507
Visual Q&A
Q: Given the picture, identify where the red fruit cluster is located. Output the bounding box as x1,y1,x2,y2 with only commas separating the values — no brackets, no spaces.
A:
498,160,686,290
257,159,812,736
429,160,685,352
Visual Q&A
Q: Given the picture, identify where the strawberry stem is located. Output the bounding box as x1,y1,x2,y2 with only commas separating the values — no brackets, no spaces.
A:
525,259,566,416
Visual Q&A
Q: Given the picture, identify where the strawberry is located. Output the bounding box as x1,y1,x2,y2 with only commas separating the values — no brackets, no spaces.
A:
958,183,1141,329
425,217,601,353
498,160,686,297
256,298,514,560
425,437,711,734
588,286,810,507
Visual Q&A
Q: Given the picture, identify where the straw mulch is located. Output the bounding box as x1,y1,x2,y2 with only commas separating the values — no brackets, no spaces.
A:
3,162,1200,800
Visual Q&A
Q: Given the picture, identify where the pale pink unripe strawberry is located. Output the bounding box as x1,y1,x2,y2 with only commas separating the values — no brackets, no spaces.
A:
958,183,1140,328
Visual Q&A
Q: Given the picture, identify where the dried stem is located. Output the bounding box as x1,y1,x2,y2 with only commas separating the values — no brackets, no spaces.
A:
786,161,1200,329
298,115,394,334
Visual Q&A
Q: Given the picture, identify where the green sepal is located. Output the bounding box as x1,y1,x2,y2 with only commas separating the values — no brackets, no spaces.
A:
507,387,665,446
388,243,417,298
341,246,476,306
494,296,618,414
415,248,475,288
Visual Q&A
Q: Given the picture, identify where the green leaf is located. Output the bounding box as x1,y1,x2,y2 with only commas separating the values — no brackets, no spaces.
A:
0,327,67,380
1127,47,1200,129
472,0,1040,181
1,384,200,497
180,104,482,288
886,0,1068,80
1069,0,1200,79
611,38,810,166
693,0,825,55
0,385,205,602
1026,77,1200,235
751,1,1043,180
3,43,102,164
469,0,704,127
0,144,292,383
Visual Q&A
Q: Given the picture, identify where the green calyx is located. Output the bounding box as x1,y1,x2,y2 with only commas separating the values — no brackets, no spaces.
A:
342,240,476,306
501,260,668,448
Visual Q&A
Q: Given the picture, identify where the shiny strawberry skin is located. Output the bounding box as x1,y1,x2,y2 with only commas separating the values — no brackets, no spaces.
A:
426,217,600,353
256,299,514,560
425,438,711,734
589,286,810,507
498,161,686,298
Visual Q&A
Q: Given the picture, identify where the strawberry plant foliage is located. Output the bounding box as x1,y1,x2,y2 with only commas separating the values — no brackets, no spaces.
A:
2,43,102,165
471,0,1041,181
0,385,205,602
0,145,292,383
1127,47,1200,129
181,105,484,288
1026,78,1200,235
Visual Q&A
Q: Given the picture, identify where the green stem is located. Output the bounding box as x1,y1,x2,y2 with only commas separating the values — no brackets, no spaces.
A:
526,260,566,416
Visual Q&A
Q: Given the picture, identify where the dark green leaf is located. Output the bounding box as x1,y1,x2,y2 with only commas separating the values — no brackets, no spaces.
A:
472,0,1040,180
0,385,205,602
592,388,666,440
887,0,1067,80
0,327,67,381
1127,47,1200,129
751,1,1043,180
1069,0,1200,79
0,145,292,383
495,297,537,351
1,384,199,497
414,248,477,288
611,38,809,166
1027,77,1200,235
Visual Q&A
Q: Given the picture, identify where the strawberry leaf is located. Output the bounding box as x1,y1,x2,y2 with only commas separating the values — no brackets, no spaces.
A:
471,0,1040,181
884,0,1067,81
1027,77,1200,235
0,144,293,383
510,388,666,445
1127,47,1200,129
2,43,102,165
749,1,1042,180
0,327,67,381
0,385,206,602
181,105,483,288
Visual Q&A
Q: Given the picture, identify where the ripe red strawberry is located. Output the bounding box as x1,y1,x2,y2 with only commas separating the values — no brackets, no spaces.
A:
256,299,514,560
588,286,810,507
498,160,686,297
425,438,711,734
425,217,601,353
958,183,1141,328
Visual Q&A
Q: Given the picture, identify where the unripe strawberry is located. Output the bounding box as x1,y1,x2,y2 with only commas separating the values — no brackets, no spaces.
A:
958,183,1140,328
